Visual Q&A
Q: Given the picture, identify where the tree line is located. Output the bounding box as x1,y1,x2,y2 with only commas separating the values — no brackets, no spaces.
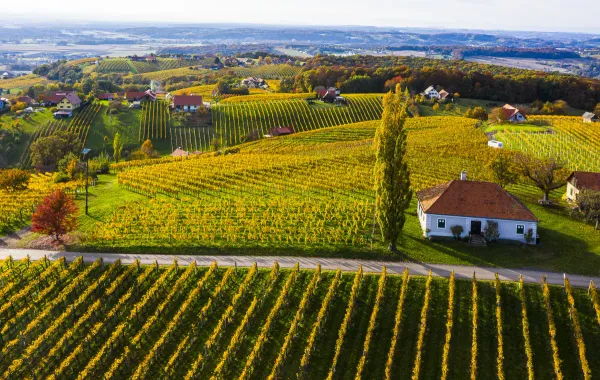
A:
290,55,600,110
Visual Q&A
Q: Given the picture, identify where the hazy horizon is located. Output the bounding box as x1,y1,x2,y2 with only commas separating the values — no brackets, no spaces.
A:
2,0,600,35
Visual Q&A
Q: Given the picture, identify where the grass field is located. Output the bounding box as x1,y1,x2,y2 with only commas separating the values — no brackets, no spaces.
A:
0,258,598,379
73,117,600,275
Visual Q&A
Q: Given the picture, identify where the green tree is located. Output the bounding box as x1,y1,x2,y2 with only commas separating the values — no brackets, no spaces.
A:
472,107,488,121
374,89,412,252
577,190,600,230
487,152,518,188
30,132,79,167
113,133,123,163
515,154,569,203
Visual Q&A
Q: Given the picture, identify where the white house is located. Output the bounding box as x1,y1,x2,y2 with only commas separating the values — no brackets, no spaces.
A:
501,104,527,123
422,86,440,100
416,173,538,244
566,171,600,202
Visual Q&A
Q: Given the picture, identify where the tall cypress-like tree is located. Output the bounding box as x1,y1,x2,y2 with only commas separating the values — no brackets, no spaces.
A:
374,88,412,252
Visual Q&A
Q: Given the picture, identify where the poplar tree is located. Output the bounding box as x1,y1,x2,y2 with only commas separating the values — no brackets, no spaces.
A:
113,133,123,163
374,87,412,252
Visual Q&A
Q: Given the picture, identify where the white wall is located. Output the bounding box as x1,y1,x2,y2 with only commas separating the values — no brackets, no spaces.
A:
418,202,537,243
566,182,579,201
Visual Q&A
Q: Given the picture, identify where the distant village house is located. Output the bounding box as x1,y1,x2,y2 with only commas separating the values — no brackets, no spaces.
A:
172,95,204,112
500,104,527,123
265,126,294,138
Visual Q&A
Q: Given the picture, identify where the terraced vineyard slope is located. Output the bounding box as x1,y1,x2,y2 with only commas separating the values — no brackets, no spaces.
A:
0,257,599,380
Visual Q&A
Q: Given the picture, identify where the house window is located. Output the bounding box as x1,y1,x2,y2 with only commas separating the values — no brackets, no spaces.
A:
437,219,446,229
570,187,573,195
516,225,524,234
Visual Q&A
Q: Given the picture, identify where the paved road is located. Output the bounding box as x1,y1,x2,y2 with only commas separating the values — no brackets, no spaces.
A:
1,248,598,288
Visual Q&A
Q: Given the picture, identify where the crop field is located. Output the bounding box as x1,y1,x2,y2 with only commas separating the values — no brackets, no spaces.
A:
96,59,132,73
132,67,210,81
0,257,598,380
210,94,384,149
94,117,493,250
139,100,170,141
0,75,50,93
18,103,102,167
231,64,302,78
0,174,81,233
495,116,600,172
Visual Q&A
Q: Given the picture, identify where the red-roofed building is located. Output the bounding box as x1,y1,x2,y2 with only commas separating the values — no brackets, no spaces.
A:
44,91,82,111
97,93,115,101
265,126,294,137
416,173,538,243
566,171,600,201
500,104,527,123
171,148,189,157
172,95,204,112
16,96,34,105
125,90,156,102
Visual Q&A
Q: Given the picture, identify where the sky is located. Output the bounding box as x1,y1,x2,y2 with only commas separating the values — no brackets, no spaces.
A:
2,0,600,34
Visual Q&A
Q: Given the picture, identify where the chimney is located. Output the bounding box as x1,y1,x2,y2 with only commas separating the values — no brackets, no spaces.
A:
460,171,467,181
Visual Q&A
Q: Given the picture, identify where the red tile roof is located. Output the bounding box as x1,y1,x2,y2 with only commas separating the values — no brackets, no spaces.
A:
97,93,114,100
417,180,538,221
45,91,81,105
171,148,188,157
172,95,203,106
17,96,33,104
501,104,526,120
568,171,600,191
268,126,294,136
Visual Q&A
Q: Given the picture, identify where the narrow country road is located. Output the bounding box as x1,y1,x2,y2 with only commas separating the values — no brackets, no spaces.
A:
1,248,598,288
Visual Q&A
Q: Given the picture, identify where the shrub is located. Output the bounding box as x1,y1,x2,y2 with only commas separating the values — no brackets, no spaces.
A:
450,225,464,240
483,220,500,242
525,228,535,244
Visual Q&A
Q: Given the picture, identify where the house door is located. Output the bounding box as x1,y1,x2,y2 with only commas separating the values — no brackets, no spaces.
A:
470,221,482,235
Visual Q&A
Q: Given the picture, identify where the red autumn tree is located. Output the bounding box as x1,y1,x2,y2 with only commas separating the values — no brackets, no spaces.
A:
31,189,78,241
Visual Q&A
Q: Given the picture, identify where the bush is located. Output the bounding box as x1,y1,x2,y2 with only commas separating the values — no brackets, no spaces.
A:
525,228,535,244
450,225,464,240
483,220,500,242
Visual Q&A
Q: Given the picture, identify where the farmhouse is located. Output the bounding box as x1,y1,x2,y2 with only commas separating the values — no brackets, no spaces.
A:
416,173,538,244
501,104,527,123
172,95,204,112
45,91,81,111
125,90,156,102
97,93,115,101
265,126,294,137
566,171,600,201
316,87,341,103
16,96,34,105
583,112,598,123
438,90,451,101
1,71,16,79
241,77,268,89
422,86,440,100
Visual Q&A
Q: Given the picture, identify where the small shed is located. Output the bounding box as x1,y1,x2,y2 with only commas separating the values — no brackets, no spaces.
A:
583,112,598,123
488,140,504,148
53,111,73,119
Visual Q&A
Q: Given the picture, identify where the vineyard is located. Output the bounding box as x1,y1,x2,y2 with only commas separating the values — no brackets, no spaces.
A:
18,103,101,167
0,258,598,380
207,94,384,150
96,59,132,73
139,100,170,141
231,64,302,78
495,116,600,172
0,75,49,91
91,117,494,249
0,174,82,233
